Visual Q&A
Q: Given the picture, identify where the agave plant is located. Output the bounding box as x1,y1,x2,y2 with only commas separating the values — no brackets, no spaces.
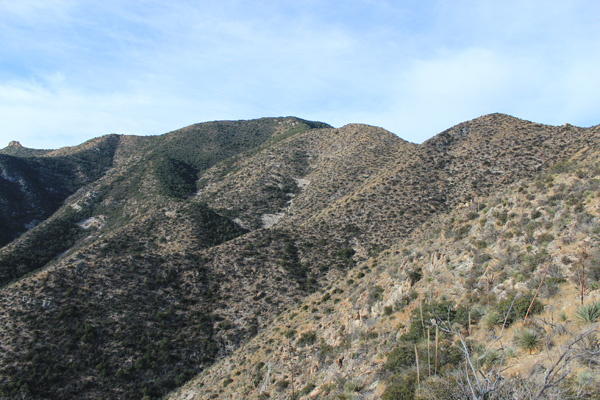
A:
514,328,542,354
575,302,600,325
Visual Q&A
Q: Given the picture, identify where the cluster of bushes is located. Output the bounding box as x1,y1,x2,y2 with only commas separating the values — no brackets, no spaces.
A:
152,152,198,199
146,117,325,178
0,207,93,286
0,254,219,399
381,292,546,399
183,202,248,247
278,235,316,291
261,179,300,209
483,292,543,328
400,299,472,343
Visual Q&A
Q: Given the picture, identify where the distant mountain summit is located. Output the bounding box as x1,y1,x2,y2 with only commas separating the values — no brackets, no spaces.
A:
0,114,599,399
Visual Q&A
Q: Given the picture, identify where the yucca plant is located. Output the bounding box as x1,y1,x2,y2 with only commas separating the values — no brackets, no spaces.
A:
575,302,600,325
514,328,542,354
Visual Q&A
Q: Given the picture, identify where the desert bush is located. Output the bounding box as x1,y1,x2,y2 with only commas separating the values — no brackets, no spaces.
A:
490,292,544,327
369,286,385,304
284,329,297,339
514,328,543,354
467,211,479,220
537,232,554,245
152,152,197,199
401,300,472,343
385,344,417,373
483,310,502,329
408,267,423,285
297,331,317,347
474,240,488,249
382,372,418,400
275,379,289,392
299,382,316,396
222,377,233,387
575,302,600,325
415,373,471,400
345,380,363,392
573,332,600,367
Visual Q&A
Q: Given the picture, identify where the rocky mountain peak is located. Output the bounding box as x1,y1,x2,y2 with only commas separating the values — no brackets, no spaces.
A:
7,141,22,147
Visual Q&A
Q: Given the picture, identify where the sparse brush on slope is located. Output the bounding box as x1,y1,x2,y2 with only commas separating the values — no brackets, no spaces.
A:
2,115,600,400
168,120,600,400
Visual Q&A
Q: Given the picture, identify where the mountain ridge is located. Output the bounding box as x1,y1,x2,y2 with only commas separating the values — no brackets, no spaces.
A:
169,120,600,399
1,114,599,399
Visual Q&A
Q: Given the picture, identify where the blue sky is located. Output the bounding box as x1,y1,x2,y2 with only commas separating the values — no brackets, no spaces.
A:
0,0,599,149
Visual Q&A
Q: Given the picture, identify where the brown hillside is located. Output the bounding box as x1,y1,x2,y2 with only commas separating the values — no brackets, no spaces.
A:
170,121,600,400
0,115,598,399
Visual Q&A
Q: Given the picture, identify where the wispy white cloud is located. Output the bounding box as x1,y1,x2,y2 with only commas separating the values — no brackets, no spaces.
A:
0,0,598,148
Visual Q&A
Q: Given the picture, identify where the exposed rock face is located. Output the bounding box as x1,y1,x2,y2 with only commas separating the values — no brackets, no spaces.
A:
8,141,22,147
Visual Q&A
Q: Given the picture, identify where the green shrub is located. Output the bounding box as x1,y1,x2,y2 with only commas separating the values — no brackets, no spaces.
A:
514,328,542,354
492,292,544,327
299,383,316,395
401,300,470,342
575,302,600,325
382,372,418,400
408,268,423,285
222,378,233,387
385,344,416,373
297,331,318,347
369,286,385,304
284,329,297,339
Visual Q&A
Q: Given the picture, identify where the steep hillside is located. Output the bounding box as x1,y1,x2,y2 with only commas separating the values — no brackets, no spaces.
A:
307,114,596,252
0,117,327,287
196,123,412,230
170,125,600,400
0,117,355,399
0,114,598,399
0,134,121,248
